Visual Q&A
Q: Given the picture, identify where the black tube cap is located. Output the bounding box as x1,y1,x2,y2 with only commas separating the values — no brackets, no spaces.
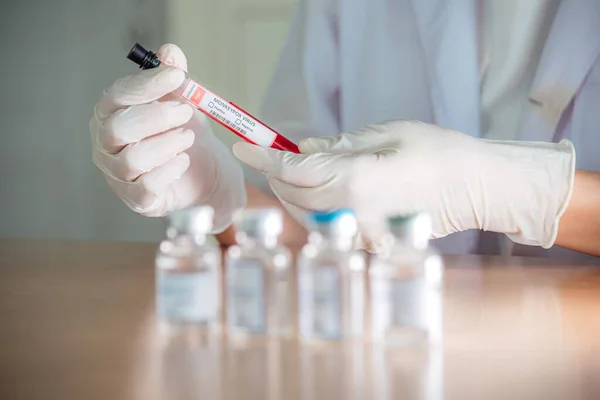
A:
127,43,161,70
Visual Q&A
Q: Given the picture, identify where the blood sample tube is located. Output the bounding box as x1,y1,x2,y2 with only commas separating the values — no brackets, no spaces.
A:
127,43,299,153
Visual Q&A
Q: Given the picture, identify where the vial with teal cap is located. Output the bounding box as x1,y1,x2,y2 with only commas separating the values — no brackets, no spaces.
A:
297,209,366,341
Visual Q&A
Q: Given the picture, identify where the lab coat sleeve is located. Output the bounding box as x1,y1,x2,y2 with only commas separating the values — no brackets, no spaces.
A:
243,0,340,193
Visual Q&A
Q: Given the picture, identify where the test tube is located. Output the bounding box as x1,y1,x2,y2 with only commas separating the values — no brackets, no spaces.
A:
127,43,300,153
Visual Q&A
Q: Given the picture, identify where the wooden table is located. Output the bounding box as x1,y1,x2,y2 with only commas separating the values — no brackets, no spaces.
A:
0,239,599,400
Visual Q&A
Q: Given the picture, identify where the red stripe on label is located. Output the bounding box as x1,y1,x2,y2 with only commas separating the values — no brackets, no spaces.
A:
190,86,206,106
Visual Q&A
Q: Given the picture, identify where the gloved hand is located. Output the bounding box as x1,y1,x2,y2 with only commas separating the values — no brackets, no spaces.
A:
90,44,246,233
232,120,575,251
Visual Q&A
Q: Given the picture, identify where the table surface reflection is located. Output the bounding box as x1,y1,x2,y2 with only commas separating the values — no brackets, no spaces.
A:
0,239,599,400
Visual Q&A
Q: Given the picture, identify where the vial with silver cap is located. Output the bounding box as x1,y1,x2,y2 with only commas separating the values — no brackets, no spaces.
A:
369,212,444,347
155,206,221,331
297,209,366,341
225,208,292,337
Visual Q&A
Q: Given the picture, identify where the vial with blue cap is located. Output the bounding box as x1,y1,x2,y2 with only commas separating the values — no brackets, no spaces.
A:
297,209,366,341
225,208,292,337
369,212,444,347
155,206,222,331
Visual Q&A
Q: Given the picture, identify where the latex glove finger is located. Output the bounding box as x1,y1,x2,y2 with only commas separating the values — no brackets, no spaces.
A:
299,121,402,154
268,177,310,223
268,177,384,253
95,66,186,120
156,43,189,71
232,142,340,187
93,101,194,153
94,42,189,120
268,177,346,211
93,128,195,181
104,153,190,216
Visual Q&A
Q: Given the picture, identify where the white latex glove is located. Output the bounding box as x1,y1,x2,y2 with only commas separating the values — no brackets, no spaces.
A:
232,120,576,252
90,44,246,233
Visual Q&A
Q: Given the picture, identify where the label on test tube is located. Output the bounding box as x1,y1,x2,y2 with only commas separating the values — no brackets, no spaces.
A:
179,79,277,147
229,260,265,333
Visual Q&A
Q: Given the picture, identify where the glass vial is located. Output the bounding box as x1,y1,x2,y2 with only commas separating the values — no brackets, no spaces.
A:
297,209,366,341
226,208,292,337
369,212,444,347
155,206,221,331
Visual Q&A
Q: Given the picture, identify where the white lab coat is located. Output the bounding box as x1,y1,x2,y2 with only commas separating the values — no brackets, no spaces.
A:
249,0,600,258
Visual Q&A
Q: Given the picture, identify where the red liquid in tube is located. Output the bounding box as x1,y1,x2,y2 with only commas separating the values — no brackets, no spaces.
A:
176,79,300,153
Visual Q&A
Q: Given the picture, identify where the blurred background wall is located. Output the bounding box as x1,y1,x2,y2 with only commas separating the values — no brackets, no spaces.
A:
0,0,294,241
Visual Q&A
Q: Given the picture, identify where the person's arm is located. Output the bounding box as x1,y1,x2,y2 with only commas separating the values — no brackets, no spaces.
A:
232,121,597,255
220,171,600,254
554,170,600,256
91,0,339,245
